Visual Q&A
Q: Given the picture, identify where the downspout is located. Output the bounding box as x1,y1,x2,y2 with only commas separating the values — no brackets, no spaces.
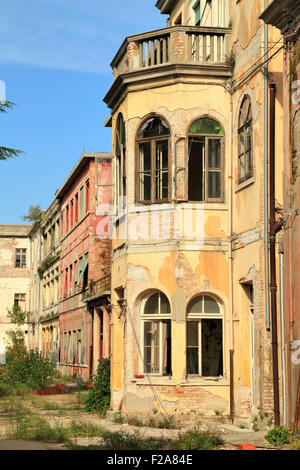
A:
90,308,93,378
264,2,270,330
269,83,280,427
279,248,287,427
229,89,234,423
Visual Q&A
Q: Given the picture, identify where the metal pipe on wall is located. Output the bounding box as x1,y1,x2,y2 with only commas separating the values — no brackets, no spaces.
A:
269,82,280,427
279,250,287,427
264,0,270,330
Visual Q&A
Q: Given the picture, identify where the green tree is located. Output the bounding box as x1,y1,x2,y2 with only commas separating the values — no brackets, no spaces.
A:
0,101,23,160
22,204,43,224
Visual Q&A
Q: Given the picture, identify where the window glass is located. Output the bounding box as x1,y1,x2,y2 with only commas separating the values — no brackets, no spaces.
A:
201,319,223,376
187,322,199,374
189,118,223,135
138,117,170,139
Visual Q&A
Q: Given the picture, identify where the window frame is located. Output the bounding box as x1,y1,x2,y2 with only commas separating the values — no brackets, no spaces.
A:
187,117,225,203
186,294,224,378
140,291,172,376
15,248,27,268
135,116,171,205
115,113,126,213
238,95,253,184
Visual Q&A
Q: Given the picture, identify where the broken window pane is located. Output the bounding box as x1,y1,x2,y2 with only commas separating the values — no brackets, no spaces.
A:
201,319,223,376
138,117,170,139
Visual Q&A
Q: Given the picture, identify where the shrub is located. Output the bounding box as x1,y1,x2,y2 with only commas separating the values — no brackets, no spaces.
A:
0,348,55,394
85,358,110,413
265,426,290,447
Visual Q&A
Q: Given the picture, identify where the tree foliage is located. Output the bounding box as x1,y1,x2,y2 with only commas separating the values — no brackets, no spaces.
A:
0,101,23,161
22,204,43,224
85,358,111,413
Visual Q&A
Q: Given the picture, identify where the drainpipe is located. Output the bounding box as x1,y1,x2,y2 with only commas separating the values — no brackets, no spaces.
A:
269,83,280,428
264,1,270,330
229,91,234,423
279,248,287,427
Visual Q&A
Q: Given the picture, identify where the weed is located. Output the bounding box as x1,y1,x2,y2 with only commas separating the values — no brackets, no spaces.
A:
265,427,290,447
99,429,171,451
175,427,224,451
156,415,177,429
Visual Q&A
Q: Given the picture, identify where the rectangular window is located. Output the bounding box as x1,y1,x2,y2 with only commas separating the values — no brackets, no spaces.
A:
74,260,78,285
188,137,222,201
64,268,68,297
194,1,201,25
144,321,171,375
75,193,79,224
138,142,151,202
155,140,169,200
66,205,69,233
69,264,73,293
187,319,223,376
14,293,26,311
15,249,26,268
85,180,90,213
80,186,84,219
70,199,74,228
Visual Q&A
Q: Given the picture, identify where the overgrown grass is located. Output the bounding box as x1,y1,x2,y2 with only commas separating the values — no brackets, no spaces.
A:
175,427,224,451
113,412,178,429
2,400,224,450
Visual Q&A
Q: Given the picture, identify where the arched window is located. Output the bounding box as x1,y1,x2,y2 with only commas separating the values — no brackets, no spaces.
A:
188,117,224,202
115,113,126,211
238,95,253,183
141,291,171,375
186,294,223,376
136,116,170,203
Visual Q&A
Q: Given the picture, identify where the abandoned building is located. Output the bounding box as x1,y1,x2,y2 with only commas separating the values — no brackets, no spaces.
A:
0,0,299,430
0,224,31,362
103,0,293,426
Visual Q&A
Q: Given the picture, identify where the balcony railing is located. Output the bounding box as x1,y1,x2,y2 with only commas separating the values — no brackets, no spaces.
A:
111,25,231,79
83,275,111,301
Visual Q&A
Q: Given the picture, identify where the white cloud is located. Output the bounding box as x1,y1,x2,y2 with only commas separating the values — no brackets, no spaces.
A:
0,0,163,73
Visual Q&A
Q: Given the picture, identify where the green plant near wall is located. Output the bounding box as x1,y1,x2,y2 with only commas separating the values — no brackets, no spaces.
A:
85,358,110,413
37,254,59,279
265,426,290,447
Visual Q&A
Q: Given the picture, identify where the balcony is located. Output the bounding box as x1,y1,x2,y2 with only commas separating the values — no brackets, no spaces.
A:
82,275,111,302
105,25,232,109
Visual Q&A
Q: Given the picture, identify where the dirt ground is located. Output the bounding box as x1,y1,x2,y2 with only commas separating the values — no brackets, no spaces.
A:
0,391,279,450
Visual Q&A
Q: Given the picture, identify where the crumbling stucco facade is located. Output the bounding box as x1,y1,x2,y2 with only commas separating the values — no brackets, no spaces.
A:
104,0,285,424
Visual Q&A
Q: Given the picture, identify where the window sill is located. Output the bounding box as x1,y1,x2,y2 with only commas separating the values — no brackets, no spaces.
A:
128,202,228,213
132,376,175,386
180,376,229,386
235,176,255,193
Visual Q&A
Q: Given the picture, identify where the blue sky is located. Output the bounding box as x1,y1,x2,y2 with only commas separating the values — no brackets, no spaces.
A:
0,0,167,224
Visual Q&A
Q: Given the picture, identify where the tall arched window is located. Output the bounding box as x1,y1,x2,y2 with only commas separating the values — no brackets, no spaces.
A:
141,291,171,375
188,117,224,202
186,294,223,376
238,95,253,183
136,116,170,203
115,113,126,211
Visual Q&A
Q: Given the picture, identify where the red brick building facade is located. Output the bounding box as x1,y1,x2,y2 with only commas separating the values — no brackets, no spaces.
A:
56,153,112,380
